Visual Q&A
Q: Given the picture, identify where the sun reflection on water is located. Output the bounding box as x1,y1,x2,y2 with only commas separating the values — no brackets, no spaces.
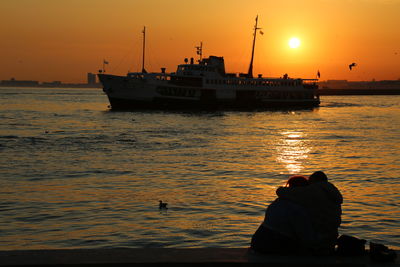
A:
275,131,311,174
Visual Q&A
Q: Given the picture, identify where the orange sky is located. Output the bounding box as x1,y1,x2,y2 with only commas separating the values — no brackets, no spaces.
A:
1,0,399,83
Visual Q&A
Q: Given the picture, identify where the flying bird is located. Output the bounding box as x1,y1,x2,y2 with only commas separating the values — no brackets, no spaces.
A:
159,200,168,209
349,63,357,70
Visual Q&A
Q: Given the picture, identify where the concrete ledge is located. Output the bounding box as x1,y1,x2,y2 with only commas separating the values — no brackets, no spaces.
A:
0,248,398,267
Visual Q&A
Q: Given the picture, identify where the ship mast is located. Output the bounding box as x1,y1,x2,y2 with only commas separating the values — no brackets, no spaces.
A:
247,16,261,78
142,26,147,73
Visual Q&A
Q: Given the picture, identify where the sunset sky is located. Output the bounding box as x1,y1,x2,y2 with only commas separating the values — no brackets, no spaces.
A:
1,0,399,83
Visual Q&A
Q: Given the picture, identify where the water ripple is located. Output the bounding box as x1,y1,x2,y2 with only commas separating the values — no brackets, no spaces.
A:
1,89,399,250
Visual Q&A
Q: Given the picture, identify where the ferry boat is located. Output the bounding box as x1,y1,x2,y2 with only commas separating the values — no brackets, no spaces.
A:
98,18,320,110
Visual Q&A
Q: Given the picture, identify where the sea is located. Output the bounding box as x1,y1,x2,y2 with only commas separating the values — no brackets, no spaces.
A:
0,87,399,250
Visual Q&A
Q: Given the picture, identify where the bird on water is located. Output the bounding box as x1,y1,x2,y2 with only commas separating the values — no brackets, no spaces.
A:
159,200,168,209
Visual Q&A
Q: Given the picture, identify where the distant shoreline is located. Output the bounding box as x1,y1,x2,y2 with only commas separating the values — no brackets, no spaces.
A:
317,88,400,95
0,85,101,89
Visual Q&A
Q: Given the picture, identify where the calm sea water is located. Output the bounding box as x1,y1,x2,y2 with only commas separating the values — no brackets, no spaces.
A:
0,87,399,250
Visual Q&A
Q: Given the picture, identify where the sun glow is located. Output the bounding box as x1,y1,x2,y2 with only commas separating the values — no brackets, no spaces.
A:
288,37,301,49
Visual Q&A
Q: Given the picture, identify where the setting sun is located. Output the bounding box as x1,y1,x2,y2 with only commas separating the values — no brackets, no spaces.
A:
288,37,301,49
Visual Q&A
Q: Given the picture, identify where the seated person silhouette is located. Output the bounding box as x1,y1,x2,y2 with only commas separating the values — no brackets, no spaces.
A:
251,175,317,254
276,171,343,255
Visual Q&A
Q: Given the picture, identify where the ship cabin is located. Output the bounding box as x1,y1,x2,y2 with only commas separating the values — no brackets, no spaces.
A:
168,56,225,87
127,55,318,91
172,55,317,91
176,56,226,77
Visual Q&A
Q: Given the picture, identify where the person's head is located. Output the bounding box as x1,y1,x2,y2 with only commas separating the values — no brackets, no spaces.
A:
308,171,328,183
286,175,309,187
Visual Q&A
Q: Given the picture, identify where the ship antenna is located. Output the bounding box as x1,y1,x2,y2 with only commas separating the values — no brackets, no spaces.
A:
196,42,203,63
142,26,147,73
247,16,262,78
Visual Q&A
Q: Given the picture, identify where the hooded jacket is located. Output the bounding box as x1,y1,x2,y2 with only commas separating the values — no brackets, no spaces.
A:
262,198,317,248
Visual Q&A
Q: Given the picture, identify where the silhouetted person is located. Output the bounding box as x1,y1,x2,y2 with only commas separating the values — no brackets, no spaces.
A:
251,176,317,255
276,171,343,255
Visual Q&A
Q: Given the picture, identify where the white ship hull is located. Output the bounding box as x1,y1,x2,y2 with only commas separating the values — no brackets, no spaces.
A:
99,73,320,110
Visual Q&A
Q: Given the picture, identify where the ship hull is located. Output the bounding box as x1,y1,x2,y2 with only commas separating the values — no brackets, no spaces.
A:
99,74,320,111
106,96,319,110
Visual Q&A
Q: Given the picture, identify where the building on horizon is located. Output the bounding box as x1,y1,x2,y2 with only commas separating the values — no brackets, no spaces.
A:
87,73,96,85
